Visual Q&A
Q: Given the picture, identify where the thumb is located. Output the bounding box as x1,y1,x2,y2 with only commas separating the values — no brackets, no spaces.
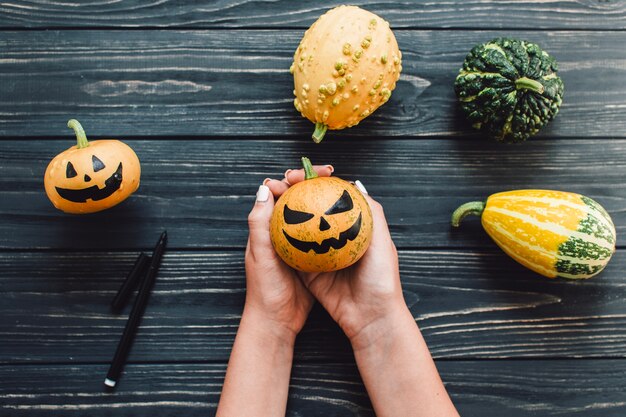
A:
353,180,395,249
247,184,276,253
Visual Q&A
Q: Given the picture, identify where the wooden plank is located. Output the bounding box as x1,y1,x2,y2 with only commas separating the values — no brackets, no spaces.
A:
1,30,625,138
1,1,625,30
1,360,625,416
1,249,625,363
1,139,624,250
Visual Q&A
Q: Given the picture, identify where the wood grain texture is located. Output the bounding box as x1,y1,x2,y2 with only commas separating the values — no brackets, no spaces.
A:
1,249,624,363
1,3,624,415
1,139,624,250
1,360,626,416
1,30,625,138
1,0,625,29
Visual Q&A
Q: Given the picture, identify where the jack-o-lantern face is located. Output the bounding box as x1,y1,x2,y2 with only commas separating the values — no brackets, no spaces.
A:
282,190,363,254
44,119,141,214
270,158,373,272
55,157,123,203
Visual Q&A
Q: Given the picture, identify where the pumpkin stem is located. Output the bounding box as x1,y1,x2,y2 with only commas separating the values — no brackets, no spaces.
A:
312,123,328,143
515,77,544,95
67,119,89,149
301,157,318,180
451,201,486,227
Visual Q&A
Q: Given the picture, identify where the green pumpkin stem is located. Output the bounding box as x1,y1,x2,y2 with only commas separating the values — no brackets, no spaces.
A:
515,77,544,94
312,123,328,143
301,157,318,180
451,201,486,227
67,119,89,149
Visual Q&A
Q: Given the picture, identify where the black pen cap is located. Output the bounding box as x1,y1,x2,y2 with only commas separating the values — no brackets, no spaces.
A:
111,253,150,312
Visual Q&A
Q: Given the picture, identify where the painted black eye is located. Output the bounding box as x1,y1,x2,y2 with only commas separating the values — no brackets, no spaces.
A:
92,155,106,172
325,190,353,215
284,204,315,224
66,162,77,178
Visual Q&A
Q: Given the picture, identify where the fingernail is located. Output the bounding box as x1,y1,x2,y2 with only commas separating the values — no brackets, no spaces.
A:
284,169,292,178
256,185,270,202
355,180,368,195
325,164,334,173
262,178,272,186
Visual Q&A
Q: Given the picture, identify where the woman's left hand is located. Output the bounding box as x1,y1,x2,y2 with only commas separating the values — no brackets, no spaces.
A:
243,164,333,340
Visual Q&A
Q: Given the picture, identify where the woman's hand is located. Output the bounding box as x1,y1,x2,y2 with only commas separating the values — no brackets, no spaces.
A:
269,169,408,351
220,165,458,417
243,165,334,340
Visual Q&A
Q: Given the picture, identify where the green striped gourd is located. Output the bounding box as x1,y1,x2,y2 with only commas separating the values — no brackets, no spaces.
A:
451,190,616,279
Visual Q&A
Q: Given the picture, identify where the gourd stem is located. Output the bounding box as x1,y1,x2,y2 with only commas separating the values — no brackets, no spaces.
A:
515,77,544,94
451,201,486,227
67,119,89,149
301,157,318,180
312,123,328,143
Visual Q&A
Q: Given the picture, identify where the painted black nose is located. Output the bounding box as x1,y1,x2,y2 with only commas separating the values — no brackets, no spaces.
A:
319,217,331,231
84,174,92,182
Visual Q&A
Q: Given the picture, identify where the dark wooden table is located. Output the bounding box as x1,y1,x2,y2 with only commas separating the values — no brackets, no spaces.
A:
1,1,625,415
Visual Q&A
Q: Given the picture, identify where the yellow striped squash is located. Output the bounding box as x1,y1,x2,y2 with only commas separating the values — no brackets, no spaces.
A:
451,190,616,279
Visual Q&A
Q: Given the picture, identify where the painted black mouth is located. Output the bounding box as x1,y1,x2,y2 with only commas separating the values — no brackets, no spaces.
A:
55,163,123,203
283,212,362,254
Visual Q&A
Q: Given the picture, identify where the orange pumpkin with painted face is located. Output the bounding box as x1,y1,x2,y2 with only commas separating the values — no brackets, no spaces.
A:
270,157,373,272
44,119,141,214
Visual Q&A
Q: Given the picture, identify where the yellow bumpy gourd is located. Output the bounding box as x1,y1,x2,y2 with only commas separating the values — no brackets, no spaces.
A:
290,5,402,143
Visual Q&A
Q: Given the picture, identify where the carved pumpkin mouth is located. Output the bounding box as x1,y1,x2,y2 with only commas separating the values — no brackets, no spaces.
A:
283,212,362,254
55,163,123,203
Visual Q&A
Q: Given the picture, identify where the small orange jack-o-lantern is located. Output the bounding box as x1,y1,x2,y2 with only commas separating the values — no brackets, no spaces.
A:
270,157,373,272
44,119,141,214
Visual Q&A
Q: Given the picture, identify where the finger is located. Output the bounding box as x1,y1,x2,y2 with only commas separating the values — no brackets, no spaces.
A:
355,181,394,247
285,164,334,185
263,178,290,197
354,180,368,195
297,271,328,295
247,184,276,256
